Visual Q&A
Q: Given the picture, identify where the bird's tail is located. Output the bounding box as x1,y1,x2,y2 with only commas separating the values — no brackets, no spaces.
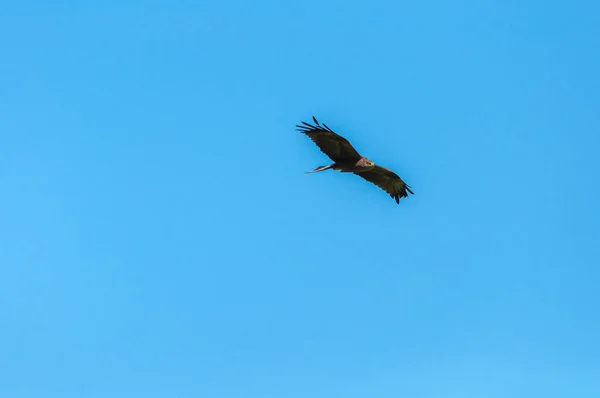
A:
304,164,334,174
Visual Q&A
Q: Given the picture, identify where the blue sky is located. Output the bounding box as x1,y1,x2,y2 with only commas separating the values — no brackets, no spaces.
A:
1,1,599,397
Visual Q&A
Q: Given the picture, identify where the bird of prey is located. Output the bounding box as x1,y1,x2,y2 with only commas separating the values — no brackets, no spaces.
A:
298,116,414,204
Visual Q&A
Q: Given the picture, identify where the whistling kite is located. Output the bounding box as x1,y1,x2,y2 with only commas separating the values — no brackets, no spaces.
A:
298,116,414,204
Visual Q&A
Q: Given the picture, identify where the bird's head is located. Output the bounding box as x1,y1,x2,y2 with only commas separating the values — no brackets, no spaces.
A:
361,158,376,170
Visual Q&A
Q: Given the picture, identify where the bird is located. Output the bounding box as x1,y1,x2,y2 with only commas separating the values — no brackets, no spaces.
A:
298,116,414,204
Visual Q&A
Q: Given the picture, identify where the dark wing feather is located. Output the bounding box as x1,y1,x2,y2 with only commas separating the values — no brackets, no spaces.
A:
297,116,362,163
356,165,414,204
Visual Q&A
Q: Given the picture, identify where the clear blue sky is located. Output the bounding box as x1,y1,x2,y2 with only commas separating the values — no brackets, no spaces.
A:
1,1,599,397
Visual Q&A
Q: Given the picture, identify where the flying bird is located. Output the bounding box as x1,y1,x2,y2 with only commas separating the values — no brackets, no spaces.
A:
298,116,414,204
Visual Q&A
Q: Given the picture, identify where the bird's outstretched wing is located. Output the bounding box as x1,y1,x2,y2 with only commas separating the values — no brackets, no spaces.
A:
356,166,414,204
297,116,362,163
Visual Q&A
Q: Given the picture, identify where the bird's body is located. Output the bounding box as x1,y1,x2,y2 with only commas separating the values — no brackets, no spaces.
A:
308,157,375,174
298,116,413,204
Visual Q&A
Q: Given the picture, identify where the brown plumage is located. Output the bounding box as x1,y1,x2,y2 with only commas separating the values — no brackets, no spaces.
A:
298,116,414,204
